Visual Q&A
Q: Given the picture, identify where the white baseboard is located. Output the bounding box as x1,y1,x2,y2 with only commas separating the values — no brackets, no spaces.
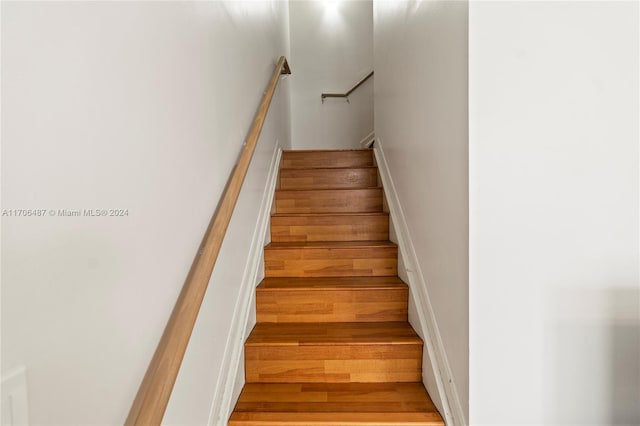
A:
207,143,282,426
1,366,29,426
359,131,375,148
373,139,467,426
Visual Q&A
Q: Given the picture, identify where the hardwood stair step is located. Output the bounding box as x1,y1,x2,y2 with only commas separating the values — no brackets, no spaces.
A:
229,383,444,425
271,213,389,242
282,149,374,169
264,241,397,278
279,167,378,190
257,277,408,323
246,321,421,345
245,322,422,383
257,276,407,290
229,412,443,425
275,188,383,214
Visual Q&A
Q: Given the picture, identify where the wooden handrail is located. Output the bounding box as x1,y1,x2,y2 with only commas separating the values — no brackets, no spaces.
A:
321,71,374,102
124,56,291,426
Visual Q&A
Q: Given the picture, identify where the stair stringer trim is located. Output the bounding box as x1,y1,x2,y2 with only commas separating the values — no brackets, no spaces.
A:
373,138,466,426
207,144,283,426
359,130,376,148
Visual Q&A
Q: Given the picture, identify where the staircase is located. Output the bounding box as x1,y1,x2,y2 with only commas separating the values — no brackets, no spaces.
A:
229,149,444,425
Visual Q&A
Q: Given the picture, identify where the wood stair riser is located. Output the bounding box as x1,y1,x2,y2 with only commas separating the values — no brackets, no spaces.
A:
264,246,398,278
275,188,383,214
256,287,408,323
279,167,378,190
271,214,389,242
245,344,422,383
282,150,374,169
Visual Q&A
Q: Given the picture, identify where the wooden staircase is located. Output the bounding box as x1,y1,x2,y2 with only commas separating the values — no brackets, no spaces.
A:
229,149,444,425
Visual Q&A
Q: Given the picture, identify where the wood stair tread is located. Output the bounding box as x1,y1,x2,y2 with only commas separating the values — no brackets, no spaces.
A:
230,412,442,425
234,383,436,407
245,322,421,346
276,187,379,192
272,212,388,217
257,276,407,291
283,149,374,153
265,241,397,250
230,383,443,425
280,166,378,171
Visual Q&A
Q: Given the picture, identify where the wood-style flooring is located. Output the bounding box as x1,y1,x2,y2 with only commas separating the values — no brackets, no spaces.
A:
229,149,444,425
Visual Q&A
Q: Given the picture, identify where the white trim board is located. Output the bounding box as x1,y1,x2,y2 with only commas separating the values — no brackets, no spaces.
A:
1,366,29,426
207,144,282,426
373,138,467,426
359,131,375,148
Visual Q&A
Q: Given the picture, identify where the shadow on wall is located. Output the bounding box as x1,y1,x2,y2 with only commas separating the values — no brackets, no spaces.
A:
610,288,640,425
547,286,640,425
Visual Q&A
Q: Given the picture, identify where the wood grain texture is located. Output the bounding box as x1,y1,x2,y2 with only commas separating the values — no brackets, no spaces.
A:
257,277,408,323
234,382,436,406
245,322,422,346
229,148,444,425
229,412,444,426
257,276,407,290
275,188,383,214
271,213,389,242
230,382,443,425
282,149,374,169
245,323,422,383
279,167,378,190
264,241,398,278
229,382,444,426
124,57,291,426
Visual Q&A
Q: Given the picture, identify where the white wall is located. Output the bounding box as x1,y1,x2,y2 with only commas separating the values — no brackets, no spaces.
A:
373,0,469,423
469,2,639,425
289,0,373,150
0,2,290,425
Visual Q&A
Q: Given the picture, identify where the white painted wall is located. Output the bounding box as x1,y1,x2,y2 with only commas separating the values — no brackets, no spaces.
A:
289,0,373,150
469,2,639,425
0,2,290,425
373,0,469,423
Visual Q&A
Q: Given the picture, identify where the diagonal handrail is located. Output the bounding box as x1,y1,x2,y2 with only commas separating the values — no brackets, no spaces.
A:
124,56,291,426
321,70,374,102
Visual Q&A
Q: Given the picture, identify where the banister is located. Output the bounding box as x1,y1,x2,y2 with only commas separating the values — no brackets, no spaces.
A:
321,71,374,102
124,56,291,426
